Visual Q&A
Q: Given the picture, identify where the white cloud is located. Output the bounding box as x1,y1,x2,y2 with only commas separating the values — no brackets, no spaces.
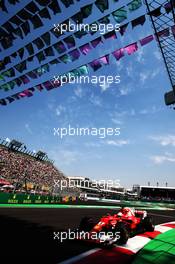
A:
136,48,145,63
60,150,79,164
74,86,83,98
153,50,162,61
115,109,136,117
150,153,175,164
150,135,175,146
151,68,160,79
110,109,135,126
55,105,66,116
119,85,132,96
111,117,123,125
140,71,149,84
49,149,79,166
115,60,124,71
139,68,160,85
47,98,56,111
100,81,110,92
84,141,101,148
89,94,102,107
126,63,133,78
105,139,130,147
25,123,32,134
139,105,162,115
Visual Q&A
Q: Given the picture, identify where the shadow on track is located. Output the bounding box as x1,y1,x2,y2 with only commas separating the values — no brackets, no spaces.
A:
0,214,96,263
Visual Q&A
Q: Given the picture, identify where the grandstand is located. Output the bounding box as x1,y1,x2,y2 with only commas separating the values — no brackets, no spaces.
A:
1,137,174,204
0,138,137,203
139,186,175,202
0,138,78,196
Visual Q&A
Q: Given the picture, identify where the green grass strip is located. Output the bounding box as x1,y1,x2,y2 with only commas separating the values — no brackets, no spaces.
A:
132,229,175,264
0,203,174,210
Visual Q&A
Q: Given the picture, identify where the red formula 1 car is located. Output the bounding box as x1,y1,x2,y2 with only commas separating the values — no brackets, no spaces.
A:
78,207,154,246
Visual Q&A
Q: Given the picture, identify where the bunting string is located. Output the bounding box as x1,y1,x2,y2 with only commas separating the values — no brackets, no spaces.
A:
0,0,61,49
0,0,83,13
0,0,141,63
0,0,149,85
0,0,172,73
0,2,171,90
0,24,174,106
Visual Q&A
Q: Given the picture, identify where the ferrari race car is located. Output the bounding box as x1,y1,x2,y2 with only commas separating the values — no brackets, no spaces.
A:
77,207,154,246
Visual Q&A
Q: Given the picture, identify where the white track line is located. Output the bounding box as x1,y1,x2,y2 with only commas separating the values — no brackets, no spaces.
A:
118,236,151,253
162,221,175,225
155,225,172,233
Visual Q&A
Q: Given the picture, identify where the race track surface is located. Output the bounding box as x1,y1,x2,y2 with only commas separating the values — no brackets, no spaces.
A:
0,207,174,263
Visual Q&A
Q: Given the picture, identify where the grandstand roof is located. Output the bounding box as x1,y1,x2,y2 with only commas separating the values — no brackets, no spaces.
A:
141,186,175,190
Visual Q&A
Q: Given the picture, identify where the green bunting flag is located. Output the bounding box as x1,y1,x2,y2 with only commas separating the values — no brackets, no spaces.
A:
112,7,127,23
36,51,46,63
95,0,109,13
77,65,89,75
59,54,72,63
0,75,5,81
98,15,110,25
69,69,80,77
26,43,34,56
1,82,13,91
127,0,142,12
81,4,93,18
15,61,27,73
74,30,87,39
2,68,15,78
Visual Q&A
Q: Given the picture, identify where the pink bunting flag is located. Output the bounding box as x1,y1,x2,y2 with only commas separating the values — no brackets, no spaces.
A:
140,35,154,46
43,81,54,90
79,43,92,55
124,42,138,55
91,37,103,48
19,89,33,97
99,55,109,65
35,84,44,91
89,59,102,71
104,30,117,40
112,48,125,61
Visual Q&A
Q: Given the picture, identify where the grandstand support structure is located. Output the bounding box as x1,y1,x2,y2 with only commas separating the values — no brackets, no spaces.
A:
144,0,175,107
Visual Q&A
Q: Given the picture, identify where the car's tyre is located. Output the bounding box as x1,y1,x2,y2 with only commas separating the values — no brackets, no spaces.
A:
79,217,94,232
143,216,155,232
114,223,129,245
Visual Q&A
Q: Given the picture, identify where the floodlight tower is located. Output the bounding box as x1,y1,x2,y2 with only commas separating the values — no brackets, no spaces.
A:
144,0,175,107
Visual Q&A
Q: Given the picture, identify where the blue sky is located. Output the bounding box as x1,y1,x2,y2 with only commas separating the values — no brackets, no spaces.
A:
0,0,175,188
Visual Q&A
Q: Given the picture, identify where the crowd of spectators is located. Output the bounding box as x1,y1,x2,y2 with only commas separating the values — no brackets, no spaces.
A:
0,144,78,195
